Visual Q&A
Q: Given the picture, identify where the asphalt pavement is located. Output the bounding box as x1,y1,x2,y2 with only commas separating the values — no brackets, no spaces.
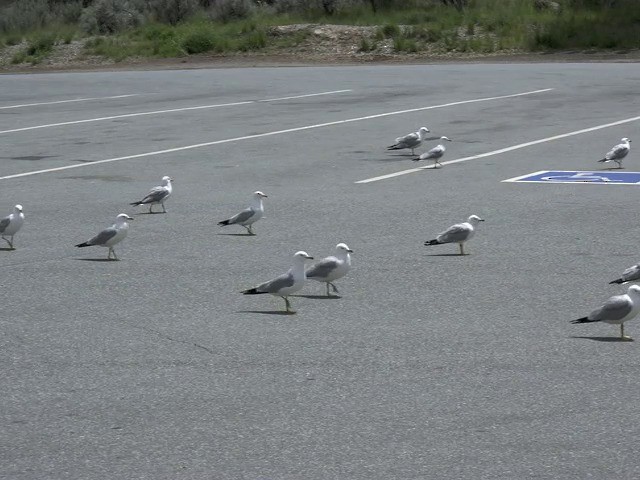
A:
2,63,640,479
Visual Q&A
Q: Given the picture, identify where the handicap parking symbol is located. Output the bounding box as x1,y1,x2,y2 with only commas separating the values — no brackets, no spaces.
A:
503,170,640,185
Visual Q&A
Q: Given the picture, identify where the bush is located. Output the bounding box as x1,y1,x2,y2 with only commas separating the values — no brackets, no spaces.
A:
79,0,144,34
210,0,255,23
181,28,215,53
147,0,200,26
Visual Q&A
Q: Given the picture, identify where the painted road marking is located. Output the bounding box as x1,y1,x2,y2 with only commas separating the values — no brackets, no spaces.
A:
0,90,353,135
0,94,141,110
355,113,640,184
503,170,640,185
0,88,552,181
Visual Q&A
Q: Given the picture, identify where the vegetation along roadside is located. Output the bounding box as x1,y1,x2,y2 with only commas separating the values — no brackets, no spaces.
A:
0,0,638,69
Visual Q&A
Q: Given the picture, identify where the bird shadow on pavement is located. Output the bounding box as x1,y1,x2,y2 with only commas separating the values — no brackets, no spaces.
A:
217,233,254,237
134,211,166,215
424,253,466,257
237,310,296,316
74,258,119,262
291,295,342,300
569,336,634,342
0,247,16,252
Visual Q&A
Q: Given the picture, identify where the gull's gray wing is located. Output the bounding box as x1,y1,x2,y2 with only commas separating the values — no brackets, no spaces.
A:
395,132,420,148
621,264,640,282
437,223,471,244
228,207,255,225
420,145,444,160
306,258,339,280
606,144,630,160
88,227,118,246
588,295,633,321
0,216,10,234
256,271,294,294
140,186,170,204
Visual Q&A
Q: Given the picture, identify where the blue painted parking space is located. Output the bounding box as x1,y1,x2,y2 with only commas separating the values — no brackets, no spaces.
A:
502,170,640,185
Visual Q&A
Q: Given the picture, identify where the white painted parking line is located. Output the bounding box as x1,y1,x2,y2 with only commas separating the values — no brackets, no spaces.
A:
0,88,551,181
355,113,640,184
0,89,352,135
259,89,352,102
0,94,140,110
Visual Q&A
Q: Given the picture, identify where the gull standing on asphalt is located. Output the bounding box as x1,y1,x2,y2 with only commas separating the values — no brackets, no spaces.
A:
130,175,173,213
412,136,452,168
242,251,314,313
0,204,24,250
571,285,640,340
387,127,430,155
610,262,640,285
306,243,353,297
424,215,484,256
598,138,631,169
218,191,267,235
75,213,133,260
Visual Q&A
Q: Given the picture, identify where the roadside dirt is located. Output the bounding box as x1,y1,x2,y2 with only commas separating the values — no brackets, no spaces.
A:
1,23,639,74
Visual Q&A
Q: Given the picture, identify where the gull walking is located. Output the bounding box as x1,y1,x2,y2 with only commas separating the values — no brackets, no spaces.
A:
424,214,484,256
571,285,640,340
610,263,640,285
75,213,133,260
218,191,267,235
242,251,314,313
306,243,353,297
598,138,631,169
387,127,430,155
0,204,24,250
130,176,173,213
412,136,452,168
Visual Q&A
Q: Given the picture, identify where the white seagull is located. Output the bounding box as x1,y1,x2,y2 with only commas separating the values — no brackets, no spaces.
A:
412,136,452,167
306,243,353,297
387,126,430,155
598,137,631,169
424,214,484,256
571,285,640,340
242,251,314,313
610,263,640,285
0,204,25,250
218,191,267,235
130,176,173,213
75,213,133,260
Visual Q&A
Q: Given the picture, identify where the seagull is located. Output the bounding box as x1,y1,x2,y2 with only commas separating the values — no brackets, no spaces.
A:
598,138,631,169
218,191,267,235
571,285,640,340
412,136,452,167
242,251,314,313
130,176,173,213
0,204,25,250
387,126,430,155
75,213,133,260
424,214,484,256
306,243,353,297
610,263,640,285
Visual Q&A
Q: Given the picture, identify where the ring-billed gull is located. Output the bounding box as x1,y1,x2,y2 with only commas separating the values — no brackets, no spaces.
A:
75,213,133,260
242,251,314,313
218,191,267,235
387,127,430,155
130,176,173,213
412,136,452,168
571,285,640,340
306,243,353,297
0,204,24,250
598,138,631,169
610,263,640,285
424,214,484,256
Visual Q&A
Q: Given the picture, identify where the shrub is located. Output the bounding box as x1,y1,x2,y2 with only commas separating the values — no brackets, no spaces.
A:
210,0,255,23
181,28,216,53
147,0,200,26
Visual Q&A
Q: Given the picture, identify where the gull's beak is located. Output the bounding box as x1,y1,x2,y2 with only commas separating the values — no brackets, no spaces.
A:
127,216,134,220
305,255,314,260
262,194,268,198
479,219,485,222
347,249,354,253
